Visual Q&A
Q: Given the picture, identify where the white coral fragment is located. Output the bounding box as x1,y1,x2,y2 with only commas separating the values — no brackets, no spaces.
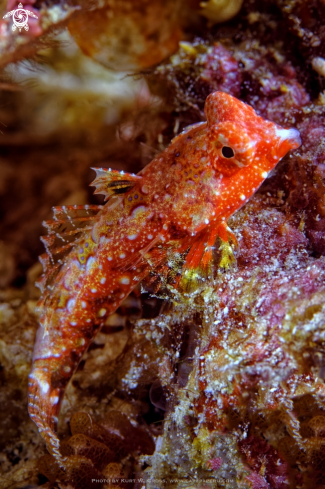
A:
312,56,325,77
200,0,244,24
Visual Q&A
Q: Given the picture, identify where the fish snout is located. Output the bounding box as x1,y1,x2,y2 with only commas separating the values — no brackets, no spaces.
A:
275,126,301,156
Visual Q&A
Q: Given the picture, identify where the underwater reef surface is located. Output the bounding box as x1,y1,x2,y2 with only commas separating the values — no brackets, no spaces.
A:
0,0,325,488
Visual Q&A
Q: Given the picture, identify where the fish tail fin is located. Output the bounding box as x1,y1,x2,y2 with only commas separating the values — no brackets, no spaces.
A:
28,364,65,466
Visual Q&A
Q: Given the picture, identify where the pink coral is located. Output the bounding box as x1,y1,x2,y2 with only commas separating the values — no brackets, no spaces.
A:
246,472,270,489
239,436,289,488
207,456,223,470
201,42,242,97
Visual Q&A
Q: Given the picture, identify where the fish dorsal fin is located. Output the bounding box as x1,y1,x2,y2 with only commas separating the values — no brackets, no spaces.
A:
171,122,206,144
36,205,103,293
90,167,142,201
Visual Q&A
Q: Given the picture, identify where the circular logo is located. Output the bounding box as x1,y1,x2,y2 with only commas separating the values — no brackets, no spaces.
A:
3,3,39,33
12,7,29,31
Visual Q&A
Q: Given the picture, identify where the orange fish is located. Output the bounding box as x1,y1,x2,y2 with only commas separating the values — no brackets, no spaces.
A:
28,91,301,463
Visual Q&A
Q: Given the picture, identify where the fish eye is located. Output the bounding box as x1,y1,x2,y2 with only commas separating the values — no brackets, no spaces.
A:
222,146,235,158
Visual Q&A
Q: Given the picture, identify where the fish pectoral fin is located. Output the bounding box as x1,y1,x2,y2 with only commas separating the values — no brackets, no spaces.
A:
216,221,238,269
216,221,238,247
174,228,217,292
176,222,238,291
183,226,219,270
120,235,169,273
121,237,182,296
219,240,237,269
141,240,184,295
90,167,142,201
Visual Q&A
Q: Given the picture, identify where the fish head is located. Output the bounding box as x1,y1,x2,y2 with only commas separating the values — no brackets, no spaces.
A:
205,91,301,179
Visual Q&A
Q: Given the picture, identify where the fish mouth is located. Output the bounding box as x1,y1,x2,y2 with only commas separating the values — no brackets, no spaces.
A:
275,126,302,152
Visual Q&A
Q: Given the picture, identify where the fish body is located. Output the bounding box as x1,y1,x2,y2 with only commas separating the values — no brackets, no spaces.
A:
28,92,301,463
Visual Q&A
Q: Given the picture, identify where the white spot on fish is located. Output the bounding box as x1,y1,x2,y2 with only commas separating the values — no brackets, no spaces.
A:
72,259,82,270
91,288,97,293
67,299,76,313
98,308,107,317
81,301,87,309
70,321,77,326
40,380,49,394
86,256,96,271
119,276,130,285
100,277,106,284
240,194,246,201
132,205,148,218
99,236,111,246
120,253,126,259
127,234,138,240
